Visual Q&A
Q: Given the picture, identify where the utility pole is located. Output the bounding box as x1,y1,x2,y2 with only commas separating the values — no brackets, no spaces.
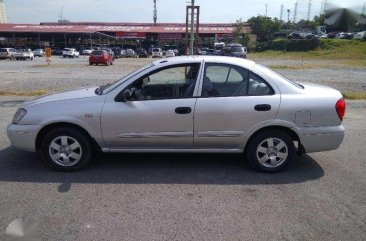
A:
293,1,298,23
265,3,268,16
190,0,195,55
287,9,291,22
280,4,284,21
362,2,365,16
153,0,157,26
307,0,312,20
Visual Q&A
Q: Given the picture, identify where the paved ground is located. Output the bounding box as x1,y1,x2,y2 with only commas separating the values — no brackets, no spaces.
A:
0,96,365,240
0,57,366,240
0,56,365,93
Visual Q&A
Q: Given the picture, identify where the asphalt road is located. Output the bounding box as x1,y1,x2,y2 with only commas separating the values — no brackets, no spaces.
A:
0,97,365,241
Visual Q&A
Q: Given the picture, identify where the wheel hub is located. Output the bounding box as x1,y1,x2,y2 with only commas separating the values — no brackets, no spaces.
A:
267,148,278,157
59,145,71,155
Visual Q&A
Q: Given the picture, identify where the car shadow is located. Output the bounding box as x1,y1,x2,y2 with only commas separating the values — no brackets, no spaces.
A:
0,146,324,191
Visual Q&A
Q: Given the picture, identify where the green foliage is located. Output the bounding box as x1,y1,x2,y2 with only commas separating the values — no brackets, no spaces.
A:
313,14,325,26
247,15,282,41
257,38,320,52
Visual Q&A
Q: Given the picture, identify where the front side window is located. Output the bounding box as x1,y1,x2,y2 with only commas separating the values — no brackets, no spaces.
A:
202,63,273,97
127,64,200,101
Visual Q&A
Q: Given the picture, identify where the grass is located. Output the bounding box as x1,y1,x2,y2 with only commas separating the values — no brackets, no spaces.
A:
251,39,366,65
0,90,49,96
342,92,366,100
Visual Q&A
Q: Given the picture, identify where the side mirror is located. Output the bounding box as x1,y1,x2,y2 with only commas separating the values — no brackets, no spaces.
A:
122,89,132,102
115,89,132,102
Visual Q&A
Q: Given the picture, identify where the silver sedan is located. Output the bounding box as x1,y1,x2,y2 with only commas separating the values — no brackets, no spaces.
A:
7,56,346,172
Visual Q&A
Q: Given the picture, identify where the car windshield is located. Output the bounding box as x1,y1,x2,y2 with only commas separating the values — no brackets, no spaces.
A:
231,46,243,52
91,50,104,55
97,63,155,95
152,48,159,52
0,49,7,52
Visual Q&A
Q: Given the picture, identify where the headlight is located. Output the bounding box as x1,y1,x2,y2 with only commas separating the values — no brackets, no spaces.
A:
12,108,27,124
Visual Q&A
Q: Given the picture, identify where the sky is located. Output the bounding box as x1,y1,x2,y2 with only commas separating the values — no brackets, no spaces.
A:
3,0,365,24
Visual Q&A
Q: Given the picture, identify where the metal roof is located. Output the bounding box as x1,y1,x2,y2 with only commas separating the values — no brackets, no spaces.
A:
0,23,250,34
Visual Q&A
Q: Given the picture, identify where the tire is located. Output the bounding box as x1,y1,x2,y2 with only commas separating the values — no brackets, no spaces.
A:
246,130,295,172
38,127,93,171
110,61,113,65
63,56,66,58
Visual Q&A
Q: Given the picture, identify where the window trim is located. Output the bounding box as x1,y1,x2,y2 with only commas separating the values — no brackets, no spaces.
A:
199,62,275,98
116,63,202,102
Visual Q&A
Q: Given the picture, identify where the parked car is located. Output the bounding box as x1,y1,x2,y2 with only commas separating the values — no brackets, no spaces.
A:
125,49,137,58
51,48,63,55
137,48,148,58
62,48,80,58
100,48,115,60
14,49,34,60
224,44,247,58
0,48,18,60
199,47,208,55
33,49,44,57
353,31,366,40
89,50,113,66
7,56,345,172
165,49,175,58
121,49,127,58
82,48,93,55
151,48,163,58
206,49,216,56
111,47,123,58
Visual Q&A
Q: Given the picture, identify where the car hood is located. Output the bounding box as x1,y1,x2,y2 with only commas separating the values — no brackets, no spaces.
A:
23,86,99,107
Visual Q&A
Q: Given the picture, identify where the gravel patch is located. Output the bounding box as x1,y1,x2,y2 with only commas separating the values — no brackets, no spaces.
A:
0,56,365,93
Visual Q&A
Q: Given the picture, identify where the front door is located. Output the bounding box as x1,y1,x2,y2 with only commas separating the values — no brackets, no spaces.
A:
101,63,201,150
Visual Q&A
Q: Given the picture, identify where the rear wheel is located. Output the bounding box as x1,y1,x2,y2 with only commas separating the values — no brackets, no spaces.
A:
246,130,295,172
39,128,93,171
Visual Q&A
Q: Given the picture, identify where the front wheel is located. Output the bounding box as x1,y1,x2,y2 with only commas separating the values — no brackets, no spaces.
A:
246,130,295,172
39,128,93,171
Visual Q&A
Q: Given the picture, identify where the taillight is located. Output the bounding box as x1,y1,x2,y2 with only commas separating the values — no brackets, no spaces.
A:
335,98,346,121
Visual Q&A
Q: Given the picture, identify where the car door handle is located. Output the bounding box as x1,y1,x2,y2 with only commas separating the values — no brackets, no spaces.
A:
254,104,271,111
175,107,192,114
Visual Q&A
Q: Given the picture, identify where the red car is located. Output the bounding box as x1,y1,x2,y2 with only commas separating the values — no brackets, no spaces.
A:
89,50,113,66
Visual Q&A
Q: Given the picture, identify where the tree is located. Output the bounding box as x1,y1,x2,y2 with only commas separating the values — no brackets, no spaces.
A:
313,14,325,26
247,15,282,42
233,18,251,47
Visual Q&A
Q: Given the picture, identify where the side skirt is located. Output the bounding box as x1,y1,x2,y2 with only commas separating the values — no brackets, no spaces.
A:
101,148,243,154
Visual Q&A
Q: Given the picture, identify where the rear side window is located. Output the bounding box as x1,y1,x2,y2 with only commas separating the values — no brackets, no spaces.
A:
202,63,273,97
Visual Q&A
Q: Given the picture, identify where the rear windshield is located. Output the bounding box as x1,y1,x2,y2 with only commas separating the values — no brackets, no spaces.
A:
257,64,304,89
152,48,160,52
231,46,243,52
92,50,104,55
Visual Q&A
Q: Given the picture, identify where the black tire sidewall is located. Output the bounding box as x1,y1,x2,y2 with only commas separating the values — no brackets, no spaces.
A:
39,128,93,171
246,130,295,172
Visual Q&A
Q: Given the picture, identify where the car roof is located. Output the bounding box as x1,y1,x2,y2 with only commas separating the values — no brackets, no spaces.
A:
152,56,256,68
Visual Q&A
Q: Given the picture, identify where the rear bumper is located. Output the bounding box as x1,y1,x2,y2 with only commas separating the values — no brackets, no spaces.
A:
297,125,345,153
7,124,39,152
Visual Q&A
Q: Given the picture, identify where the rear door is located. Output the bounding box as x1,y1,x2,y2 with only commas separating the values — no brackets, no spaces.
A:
193,62,281,149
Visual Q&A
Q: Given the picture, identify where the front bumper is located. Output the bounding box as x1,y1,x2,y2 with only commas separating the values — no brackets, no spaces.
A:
297,125,345,153
7,124,40,152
